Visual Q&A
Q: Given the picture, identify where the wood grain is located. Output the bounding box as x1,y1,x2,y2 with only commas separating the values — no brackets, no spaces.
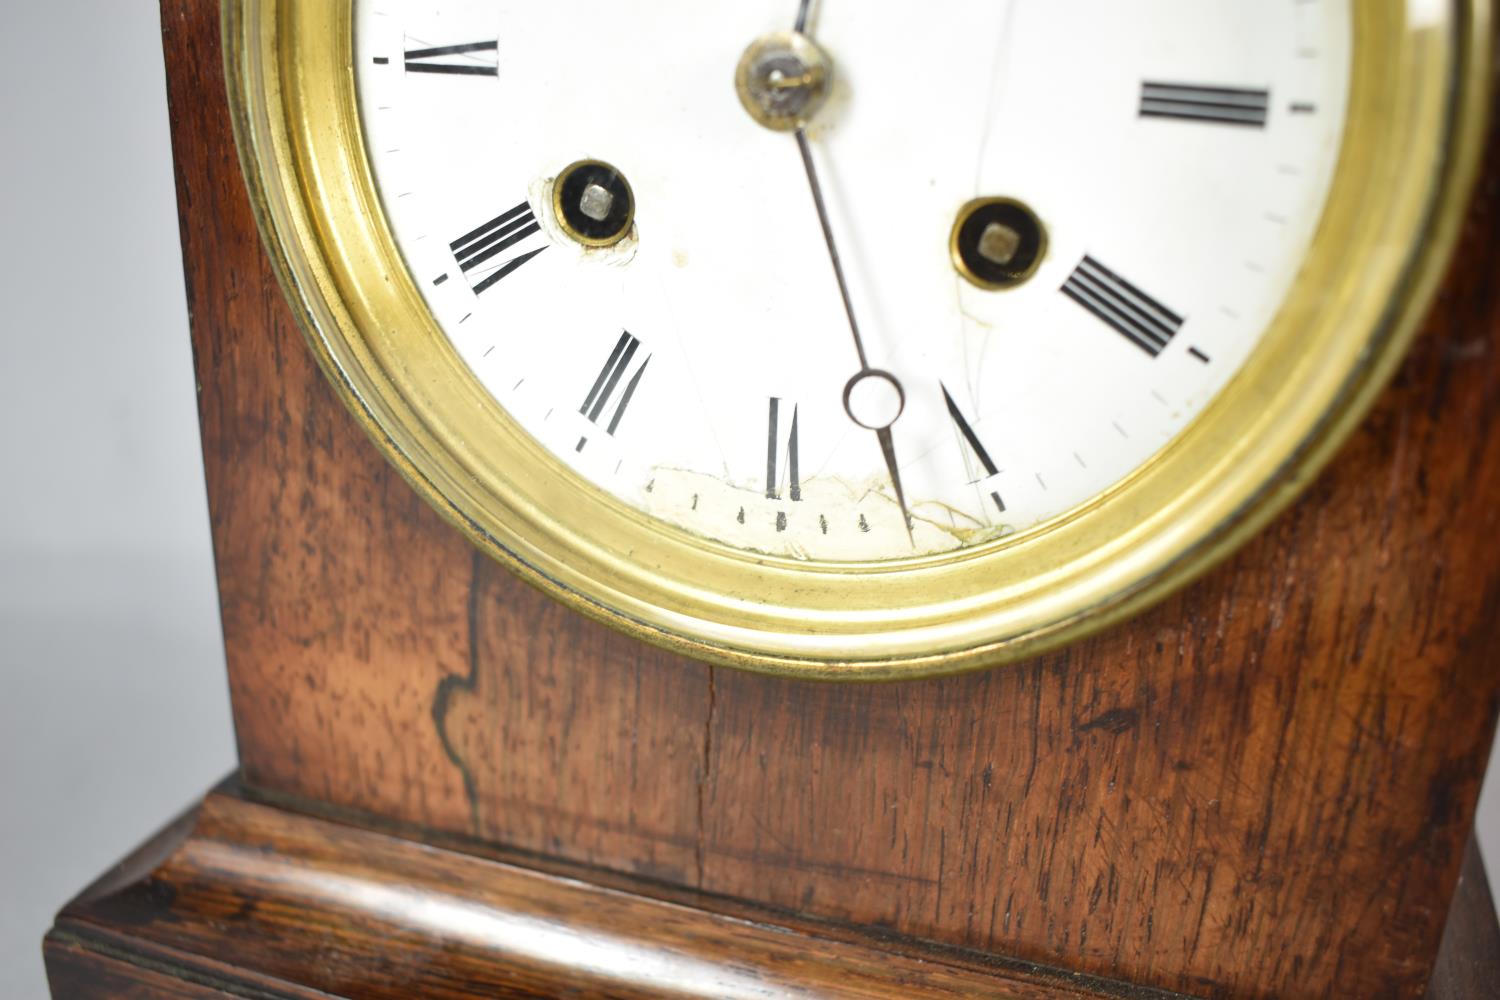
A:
43,794,1500,999
159,1,1500,997
45,939,242,1000
47,789,1184,1000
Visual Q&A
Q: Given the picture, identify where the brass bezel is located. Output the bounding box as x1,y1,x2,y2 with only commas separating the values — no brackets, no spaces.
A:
224,0,1493,681
950,196,1049,291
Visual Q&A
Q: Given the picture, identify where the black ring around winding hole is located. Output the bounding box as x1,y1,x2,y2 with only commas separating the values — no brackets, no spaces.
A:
556,160,634,246
953,198,1047,290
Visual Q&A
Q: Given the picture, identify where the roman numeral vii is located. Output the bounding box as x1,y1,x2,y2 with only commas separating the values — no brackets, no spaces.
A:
577,332,651,452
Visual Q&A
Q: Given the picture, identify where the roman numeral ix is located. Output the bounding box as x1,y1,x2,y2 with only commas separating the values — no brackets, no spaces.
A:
405,40,499,76
1140,82,1270,128
766,398,801,501
577,332,651,452
1062,256,1185,358
449,203,547,294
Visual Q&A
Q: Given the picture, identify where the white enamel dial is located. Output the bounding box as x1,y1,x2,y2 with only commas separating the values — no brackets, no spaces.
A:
354,1,1351,563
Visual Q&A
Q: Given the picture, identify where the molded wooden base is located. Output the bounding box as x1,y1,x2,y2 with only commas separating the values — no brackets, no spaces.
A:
42,783,1500,999
45,782,1189,999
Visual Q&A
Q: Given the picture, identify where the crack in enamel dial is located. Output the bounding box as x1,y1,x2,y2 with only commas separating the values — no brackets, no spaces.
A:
354,2,1351,564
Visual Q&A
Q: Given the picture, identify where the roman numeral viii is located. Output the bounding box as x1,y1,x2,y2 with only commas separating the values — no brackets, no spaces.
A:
1062,256,1185,358
405,40,499,76
766,399,801,501
577,332,651,452
449,203,547,294
1140,82,1270,128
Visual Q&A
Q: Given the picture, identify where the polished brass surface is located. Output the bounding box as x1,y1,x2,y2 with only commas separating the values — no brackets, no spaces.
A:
734,31,833,133
224,0,1493,679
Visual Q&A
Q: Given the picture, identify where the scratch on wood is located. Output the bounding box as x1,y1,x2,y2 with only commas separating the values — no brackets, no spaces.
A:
1076,707,1141,736
696,665,716,890
432,549,484,836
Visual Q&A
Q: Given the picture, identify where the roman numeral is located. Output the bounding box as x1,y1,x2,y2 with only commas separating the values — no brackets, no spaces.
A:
577,332,651,452
405,41,499,76
1061,256,1185,358
1140,82,1270,128
941,384,999,482
941,384,1005,514
766,399,801,501
450,203,547,294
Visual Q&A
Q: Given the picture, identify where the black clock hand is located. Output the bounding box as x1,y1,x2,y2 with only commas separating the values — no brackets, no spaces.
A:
876,425,913,542
794,132,868,371
794,130,915,544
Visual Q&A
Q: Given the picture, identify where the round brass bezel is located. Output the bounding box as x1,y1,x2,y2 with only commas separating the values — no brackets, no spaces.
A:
224,0,1492,681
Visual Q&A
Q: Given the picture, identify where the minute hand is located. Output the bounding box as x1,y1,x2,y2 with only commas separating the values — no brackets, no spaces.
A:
795,133,869,370
793,129,915,543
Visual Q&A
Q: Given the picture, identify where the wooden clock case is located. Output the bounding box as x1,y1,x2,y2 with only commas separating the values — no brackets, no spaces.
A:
44,3,1500,997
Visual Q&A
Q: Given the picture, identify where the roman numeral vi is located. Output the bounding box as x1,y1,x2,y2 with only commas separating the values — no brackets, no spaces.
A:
766,398,801,501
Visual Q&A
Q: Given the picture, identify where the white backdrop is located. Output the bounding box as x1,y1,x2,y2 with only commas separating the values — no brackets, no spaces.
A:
0,5,236,999
0,5,1494,1000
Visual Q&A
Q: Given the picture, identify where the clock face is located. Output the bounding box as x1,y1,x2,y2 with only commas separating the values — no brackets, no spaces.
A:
233,0,1479,674
353,1,1351,562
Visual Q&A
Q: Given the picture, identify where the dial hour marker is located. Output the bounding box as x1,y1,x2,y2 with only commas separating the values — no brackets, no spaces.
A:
1062,256,1185,358
577,332,651,452
942,384,1005,514
941,384,999,481
405,40,499,77
450,203,547,295
766,398,802,501
1140,82,1271,128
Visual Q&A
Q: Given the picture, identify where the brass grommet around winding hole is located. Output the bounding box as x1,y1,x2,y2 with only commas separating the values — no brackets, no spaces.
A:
554,160,635,248
951,198,1047,291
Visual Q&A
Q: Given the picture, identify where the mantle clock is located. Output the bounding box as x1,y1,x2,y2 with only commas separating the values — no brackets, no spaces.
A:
45,1,1500,997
